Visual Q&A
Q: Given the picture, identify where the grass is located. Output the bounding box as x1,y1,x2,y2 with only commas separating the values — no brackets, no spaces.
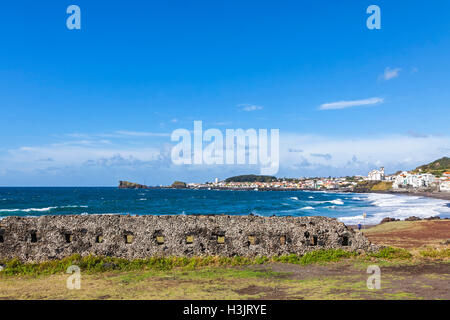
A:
0,249,356,276
0,247,422,277
371,181,393,191
0,247,448,300
0,264,430,300
419,247,450,259
363,221,422,234
369,247,413,260
0,255,259,276
272,249,357,265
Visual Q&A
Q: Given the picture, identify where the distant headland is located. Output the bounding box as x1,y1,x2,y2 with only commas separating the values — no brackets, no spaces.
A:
118,181,149,189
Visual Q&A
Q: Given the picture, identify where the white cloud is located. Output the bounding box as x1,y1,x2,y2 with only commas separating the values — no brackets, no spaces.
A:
319,97,384,110
381,67,401,80
279,133,450,175
238,104,263,112
1,130,449,184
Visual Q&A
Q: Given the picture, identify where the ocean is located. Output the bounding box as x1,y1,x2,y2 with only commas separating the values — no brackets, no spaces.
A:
0,187,449,225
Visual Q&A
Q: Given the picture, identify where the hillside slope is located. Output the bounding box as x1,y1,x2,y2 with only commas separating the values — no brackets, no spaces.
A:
414,157,450,176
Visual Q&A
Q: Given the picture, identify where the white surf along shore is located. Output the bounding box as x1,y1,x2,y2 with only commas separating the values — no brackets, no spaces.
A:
337,192,450,225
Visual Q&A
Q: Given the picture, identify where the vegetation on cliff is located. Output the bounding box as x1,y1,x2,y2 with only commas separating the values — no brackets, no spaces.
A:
370,181,393,191
225,175,277,183
413,156,450,177
354,181,393,192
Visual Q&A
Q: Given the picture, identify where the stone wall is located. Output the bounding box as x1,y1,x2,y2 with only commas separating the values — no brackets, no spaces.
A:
0,215,374,262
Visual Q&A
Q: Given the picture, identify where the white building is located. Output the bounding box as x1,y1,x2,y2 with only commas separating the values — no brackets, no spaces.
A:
393,172,436,189
440,180,450,192
368,167,385,181
214,178,219,184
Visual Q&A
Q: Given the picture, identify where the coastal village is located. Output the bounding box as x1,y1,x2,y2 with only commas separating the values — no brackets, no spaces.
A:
119,157,450,194
184,157,450,193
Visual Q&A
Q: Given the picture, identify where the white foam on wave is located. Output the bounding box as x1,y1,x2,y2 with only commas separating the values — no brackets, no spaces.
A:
289,197,299,201
0,205,88,213
338,193,450,225
61,205,88,208
315,199,344,205
301,206,315,210
0,207,57,213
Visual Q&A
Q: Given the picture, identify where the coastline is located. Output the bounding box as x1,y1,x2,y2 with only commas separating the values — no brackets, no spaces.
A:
180,186,450,202
361,190,450,201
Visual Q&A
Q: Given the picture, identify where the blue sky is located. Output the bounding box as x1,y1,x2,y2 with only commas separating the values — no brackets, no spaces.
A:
0,0,449,186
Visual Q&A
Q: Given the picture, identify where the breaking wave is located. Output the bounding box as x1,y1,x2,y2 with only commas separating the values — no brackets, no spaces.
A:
0,205,88,213
338,193,450,225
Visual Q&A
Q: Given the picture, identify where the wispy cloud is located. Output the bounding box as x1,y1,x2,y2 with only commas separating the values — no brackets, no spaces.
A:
381,67,401,80
279,133,450,175
319,97,384,110
406,130,429,138
310,153,332,161
238,104,263,112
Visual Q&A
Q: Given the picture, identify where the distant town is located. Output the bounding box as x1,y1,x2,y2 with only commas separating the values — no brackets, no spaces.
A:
186,168,450,193
185,157,450,193
119,157,450,194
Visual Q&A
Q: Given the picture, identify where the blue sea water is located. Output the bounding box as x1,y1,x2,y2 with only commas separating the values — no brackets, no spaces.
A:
0,187,449,224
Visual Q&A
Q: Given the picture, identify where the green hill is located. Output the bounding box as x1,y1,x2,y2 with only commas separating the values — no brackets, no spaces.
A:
225,175,277,183
171,181,187,188
413,157,450,177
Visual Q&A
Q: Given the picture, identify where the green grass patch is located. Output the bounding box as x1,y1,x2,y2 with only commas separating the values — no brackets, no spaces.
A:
273,249,357,265
419,247,450,259
0,249,360,277
369,247,412,260
1,248,417,277
0,254,265,276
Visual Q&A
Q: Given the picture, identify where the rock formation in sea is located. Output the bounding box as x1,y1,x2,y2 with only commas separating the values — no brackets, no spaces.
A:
118,181,148,189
